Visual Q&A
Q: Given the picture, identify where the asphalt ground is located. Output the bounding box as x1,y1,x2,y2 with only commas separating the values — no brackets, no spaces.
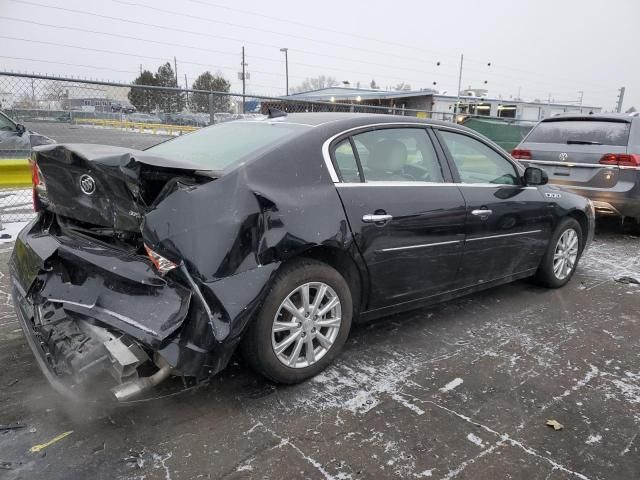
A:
0,220,638,480
25,121,172,150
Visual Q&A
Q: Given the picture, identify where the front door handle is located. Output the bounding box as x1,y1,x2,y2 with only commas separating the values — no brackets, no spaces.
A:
471,208,492,220
362,213,393,223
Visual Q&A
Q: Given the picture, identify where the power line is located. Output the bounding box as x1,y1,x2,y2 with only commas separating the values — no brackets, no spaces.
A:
7,0,455,81
118,0,616,94
0,55,138,74
0,17,453,87
0,35,289,79
111,0,444,70
186,0,463,62
6,0,617,100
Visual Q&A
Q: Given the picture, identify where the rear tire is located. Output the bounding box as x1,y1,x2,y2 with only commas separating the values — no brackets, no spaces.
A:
535,217,583,288
240,259,352,384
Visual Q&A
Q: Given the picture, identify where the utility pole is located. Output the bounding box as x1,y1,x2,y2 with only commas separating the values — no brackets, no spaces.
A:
455,53,463,119
241,46,247,113
139,64,143,74
184,73,189,110
174,56,178,85
280,48,289,96
616,86,625,113
578,90,584,106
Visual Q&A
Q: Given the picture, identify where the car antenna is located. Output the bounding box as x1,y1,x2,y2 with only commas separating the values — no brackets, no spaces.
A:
267,108,287,119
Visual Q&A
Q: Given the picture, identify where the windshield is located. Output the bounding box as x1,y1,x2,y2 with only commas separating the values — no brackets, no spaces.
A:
146,121,310,170
526,120,630,146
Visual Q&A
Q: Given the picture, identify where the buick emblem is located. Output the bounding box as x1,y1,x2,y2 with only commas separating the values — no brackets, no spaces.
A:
79,174,96,195
558,152,569,161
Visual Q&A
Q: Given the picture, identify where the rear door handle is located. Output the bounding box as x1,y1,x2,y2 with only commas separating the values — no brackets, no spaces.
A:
362,214,393,223
471,209,492,220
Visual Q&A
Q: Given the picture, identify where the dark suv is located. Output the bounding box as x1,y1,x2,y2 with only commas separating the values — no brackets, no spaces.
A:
513,113,640,222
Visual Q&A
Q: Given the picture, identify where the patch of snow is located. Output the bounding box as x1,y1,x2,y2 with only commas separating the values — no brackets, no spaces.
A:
466,433,484,447
0,220,28,244
585,434,602,445
415,469,433,477
440,377,463,393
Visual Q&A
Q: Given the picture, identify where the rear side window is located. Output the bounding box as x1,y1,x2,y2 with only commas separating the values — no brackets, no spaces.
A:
147,121,309,170
526,120,630,146
333,139,361,182
350,128,445,183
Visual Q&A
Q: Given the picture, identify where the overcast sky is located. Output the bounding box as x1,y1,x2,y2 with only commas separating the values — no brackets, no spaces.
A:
2,0,638,110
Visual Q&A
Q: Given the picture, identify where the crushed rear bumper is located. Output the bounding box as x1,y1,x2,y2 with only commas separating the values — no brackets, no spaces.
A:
8,217,242,401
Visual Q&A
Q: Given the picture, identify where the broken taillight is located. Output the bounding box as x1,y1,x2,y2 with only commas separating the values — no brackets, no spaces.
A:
30,159,46,212
144,244,179,275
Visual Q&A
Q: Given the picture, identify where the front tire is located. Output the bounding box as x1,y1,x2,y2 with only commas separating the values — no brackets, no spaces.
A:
535,217,583,288
240,259,353,384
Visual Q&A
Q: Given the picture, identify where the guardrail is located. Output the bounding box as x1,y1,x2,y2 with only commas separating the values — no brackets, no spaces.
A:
0,159,31,188
74,118,199,135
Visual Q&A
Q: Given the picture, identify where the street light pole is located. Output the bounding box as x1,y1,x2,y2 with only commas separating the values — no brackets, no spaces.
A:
455,53,463,120
280,48,289,96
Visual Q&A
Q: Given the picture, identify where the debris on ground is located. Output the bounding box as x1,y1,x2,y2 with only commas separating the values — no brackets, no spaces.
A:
546,419,564,431
0,461,19,470
6,379,19,387
0,423,26,432
29,430,74,453
614,276,640,285
92,442,106,454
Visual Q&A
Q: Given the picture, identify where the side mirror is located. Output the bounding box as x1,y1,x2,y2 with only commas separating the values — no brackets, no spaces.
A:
523,166,548,186
15,123,26,136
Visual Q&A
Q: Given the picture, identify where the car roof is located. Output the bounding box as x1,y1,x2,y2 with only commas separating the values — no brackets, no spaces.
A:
274,112,455,129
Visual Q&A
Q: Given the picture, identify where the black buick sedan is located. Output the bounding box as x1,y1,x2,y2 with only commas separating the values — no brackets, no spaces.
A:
10,113,594,401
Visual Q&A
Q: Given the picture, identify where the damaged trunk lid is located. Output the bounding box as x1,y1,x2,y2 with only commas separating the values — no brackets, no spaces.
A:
33,143,217,232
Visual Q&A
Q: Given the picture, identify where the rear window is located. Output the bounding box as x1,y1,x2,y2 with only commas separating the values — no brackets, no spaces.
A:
526,120,630,146
146,121,309,170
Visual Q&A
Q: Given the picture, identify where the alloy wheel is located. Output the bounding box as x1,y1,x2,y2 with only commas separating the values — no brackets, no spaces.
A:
553,228,579,280
271,282,342,369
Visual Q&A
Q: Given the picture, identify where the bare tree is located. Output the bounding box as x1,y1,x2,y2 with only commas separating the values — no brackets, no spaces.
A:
290,75,339,93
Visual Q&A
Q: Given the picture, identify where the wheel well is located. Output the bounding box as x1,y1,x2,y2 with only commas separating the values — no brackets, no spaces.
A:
294,246,365,319
568,209,588,251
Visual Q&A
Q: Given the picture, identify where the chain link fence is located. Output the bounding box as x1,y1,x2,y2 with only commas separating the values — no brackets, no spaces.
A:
0,72,535,224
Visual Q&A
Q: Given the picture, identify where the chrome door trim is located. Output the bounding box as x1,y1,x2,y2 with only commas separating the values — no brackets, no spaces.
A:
466,229,543,242
379,239,462,252
336,182,537,189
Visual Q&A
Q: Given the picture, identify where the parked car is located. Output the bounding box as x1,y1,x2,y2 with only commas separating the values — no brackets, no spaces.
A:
10,113,594,402
126,113,162,124
0,110,55,157
512,113,640,223
111,103,136,114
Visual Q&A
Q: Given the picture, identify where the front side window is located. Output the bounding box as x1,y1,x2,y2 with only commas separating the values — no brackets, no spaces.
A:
439,131,520,185
351,128,445,183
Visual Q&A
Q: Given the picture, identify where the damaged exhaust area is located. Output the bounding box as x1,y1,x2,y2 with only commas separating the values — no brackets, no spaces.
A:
10,215,193,401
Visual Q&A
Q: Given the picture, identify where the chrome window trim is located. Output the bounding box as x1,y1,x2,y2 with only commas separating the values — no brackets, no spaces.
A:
336,182,537,189
380,239,462,252
322,122,467,184
466,229,543,242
